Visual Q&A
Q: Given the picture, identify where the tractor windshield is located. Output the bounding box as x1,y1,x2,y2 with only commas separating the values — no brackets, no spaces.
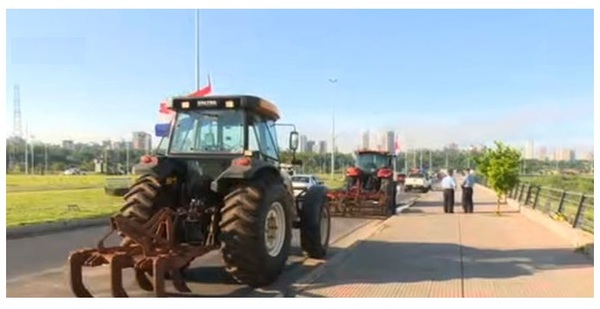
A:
169,109,245,153
356,153,391,171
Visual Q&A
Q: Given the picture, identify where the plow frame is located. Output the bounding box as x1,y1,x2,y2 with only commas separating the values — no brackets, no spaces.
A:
327,178,394,218
68,208,219,297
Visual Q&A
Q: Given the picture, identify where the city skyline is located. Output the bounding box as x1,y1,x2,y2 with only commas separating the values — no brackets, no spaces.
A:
8,130,593,163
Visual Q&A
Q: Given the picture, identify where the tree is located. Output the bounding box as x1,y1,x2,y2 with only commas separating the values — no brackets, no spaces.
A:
473,141,522,214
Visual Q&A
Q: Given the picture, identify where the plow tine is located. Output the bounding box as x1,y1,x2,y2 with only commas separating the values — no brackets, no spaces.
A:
68,251,93,297
152,257,168,297
170,269,191,293
110,254,132,297
135,269,154,292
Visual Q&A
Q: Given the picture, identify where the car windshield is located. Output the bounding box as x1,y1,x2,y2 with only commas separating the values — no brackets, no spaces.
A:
409,173,425,178
292,176,310,183
169,109,245,153
356,153,390,171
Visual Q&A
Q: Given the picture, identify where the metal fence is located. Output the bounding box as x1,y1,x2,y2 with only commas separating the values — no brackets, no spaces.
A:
475,178,594,234
508,183,594,234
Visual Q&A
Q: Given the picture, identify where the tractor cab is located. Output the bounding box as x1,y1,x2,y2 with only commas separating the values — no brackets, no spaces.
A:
138,95,301,181
346,150,396,192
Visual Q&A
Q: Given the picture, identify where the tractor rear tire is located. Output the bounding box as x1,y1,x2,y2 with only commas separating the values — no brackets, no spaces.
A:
380,178,397,216
220,176,293,287
300,187,331,259
119,174,163,222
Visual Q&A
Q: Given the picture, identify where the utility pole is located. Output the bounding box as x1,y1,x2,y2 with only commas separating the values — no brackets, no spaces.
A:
24,124,28,174
104,147,108,174
31,139,35,174
404,149,408,172
445,150,449,169
195,9,200,89
44,143,48,173
125,139,130,175
413,149,417,168
429,150,432,170
328,78,337,180
419,150,423,170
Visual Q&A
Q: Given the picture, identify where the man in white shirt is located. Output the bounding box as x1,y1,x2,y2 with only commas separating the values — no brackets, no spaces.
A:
440,169,457,213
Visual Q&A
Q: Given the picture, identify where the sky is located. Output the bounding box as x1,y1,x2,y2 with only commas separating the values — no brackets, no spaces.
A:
5,9,594,153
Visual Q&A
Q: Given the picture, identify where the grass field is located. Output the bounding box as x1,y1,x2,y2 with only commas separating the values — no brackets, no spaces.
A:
6,175,134,227
314,173,346,189
520,175,593,194
6,173,347,227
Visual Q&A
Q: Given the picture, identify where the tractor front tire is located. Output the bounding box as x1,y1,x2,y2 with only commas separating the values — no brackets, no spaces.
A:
220,176,293,287
300,186,331,259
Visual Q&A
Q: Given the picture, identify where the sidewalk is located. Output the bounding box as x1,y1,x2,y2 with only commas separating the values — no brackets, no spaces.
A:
295,187,594,297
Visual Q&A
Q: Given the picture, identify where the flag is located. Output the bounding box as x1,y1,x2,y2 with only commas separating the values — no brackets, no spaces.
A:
394,134,401,155
188,75,212,97
154,101,175,137
154,74,213,137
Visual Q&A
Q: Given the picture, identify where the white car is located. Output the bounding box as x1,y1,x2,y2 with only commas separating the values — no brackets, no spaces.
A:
291,174,322,197
404,172,432,193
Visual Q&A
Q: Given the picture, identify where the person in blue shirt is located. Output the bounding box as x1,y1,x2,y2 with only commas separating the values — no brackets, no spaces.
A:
461,169,476,213
440,169,457,213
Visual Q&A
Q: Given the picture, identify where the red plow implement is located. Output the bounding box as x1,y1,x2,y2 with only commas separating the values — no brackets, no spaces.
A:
68,208,218,297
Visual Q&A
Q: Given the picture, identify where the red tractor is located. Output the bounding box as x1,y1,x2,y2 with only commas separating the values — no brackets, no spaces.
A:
328,150,398,217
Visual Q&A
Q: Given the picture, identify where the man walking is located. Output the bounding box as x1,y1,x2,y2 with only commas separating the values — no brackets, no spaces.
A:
440,169,457,213
461,169,476,213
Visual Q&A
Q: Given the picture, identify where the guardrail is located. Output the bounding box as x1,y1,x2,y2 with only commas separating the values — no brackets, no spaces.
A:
508,183,594,234
476,178,593,234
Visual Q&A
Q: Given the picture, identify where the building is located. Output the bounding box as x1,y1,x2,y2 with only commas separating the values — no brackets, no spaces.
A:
299,135,308,152
102,140,112,150
524,140,535,160
112,140,133,150
361,130,370,149
306,140,316,153
554,148,575,162
386,131,395,154
318,140,327,154
132,131,152,152
62,140,74,150
537,146,547,161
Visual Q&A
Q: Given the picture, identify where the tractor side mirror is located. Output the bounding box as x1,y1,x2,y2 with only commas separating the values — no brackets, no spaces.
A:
289,131,299,151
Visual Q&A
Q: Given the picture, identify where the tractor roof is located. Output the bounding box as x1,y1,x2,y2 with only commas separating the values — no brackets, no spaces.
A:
170,95,280,121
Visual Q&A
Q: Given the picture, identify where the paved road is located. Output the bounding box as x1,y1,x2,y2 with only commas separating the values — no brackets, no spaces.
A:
6,189,421,297
6,216,374,297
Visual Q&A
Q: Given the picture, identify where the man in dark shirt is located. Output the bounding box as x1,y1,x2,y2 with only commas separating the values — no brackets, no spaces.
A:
461,169,476,213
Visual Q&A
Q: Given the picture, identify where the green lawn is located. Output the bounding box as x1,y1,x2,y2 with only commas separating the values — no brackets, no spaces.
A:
6,175,133,227
314,173,346,189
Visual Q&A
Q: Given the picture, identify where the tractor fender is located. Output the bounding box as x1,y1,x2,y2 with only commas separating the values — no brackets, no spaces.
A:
132,156,187,184
211,162,298,222
210,161,282,193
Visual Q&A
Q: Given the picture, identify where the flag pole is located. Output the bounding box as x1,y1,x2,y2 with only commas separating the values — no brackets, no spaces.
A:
195,9,200,89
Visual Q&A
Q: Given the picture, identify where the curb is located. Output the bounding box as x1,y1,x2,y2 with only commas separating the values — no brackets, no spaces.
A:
6,217,111,240
286,195,420,296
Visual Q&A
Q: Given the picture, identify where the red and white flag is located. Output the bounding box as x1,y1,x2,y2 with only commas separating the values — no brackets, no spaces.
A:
155,74,213,137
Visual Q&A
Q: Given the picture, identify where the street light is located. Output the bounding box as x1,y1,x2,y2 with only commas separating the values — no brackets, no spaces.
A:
328,78,338,180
